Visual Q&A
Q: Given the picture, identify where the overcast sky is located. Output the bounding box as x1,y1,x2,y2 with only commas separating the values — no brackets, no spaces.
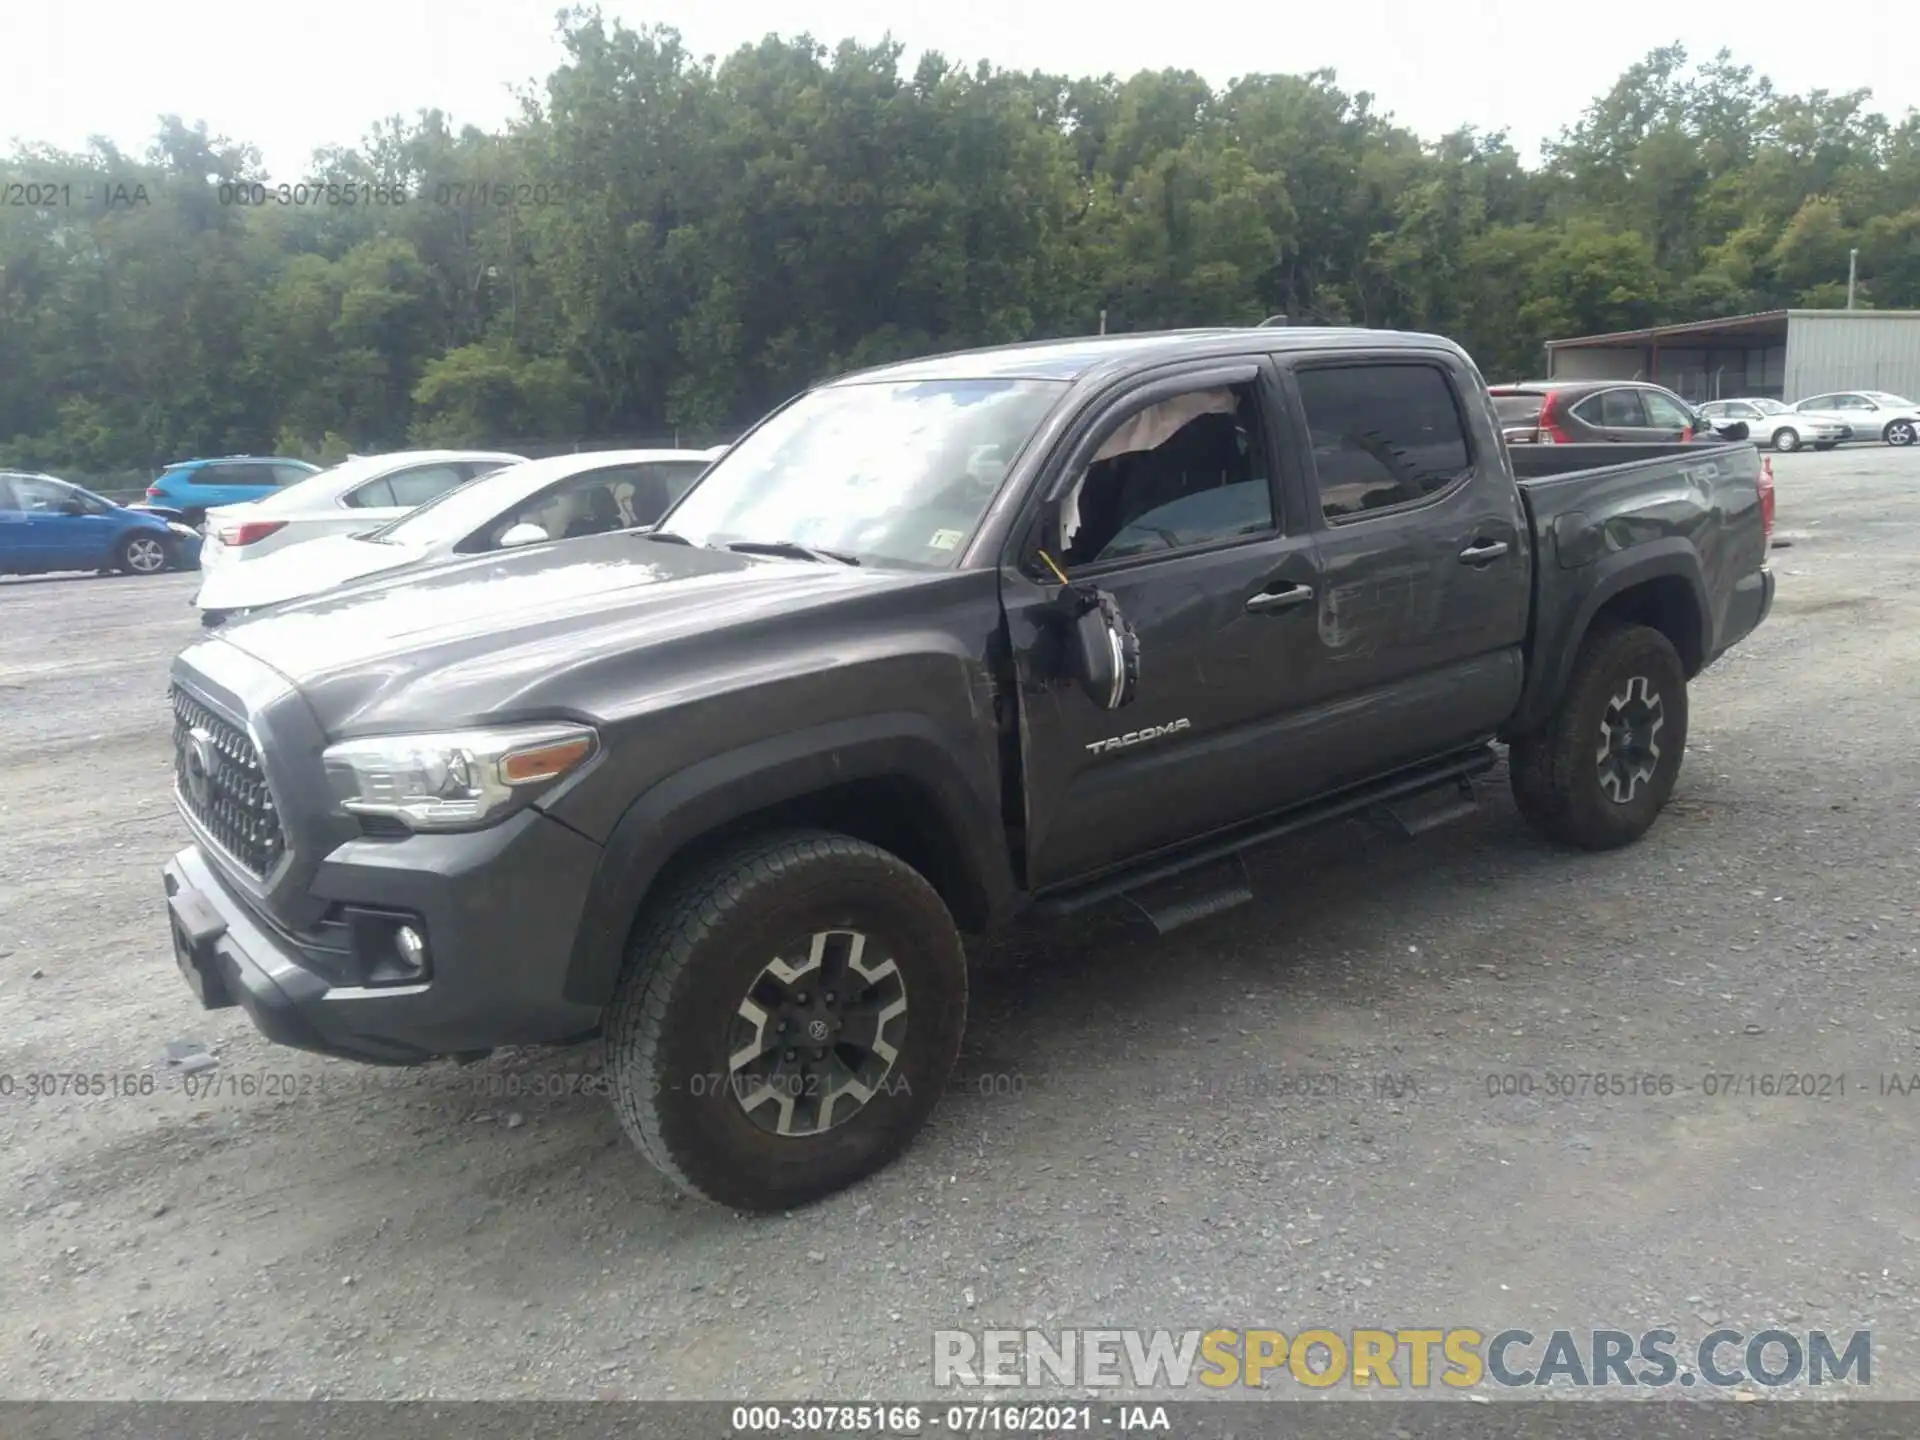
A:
7,0,1919,176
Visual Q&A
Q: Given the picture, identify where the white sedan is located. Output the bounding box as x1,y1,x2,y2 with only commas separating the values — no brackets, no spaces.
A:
193,448,719,626
1793,391,1920,448
198,450,527,572
1694,398,1847,453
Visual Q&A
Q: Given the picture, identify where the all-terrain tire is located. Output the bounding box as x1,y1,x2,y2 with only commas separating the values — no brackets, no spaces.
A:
603,829,968,1211
1509,621,1689,851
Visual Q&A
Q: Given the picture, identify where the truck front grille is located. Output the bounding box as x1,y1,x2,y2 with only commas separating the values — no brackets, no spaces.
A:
171,685,286,878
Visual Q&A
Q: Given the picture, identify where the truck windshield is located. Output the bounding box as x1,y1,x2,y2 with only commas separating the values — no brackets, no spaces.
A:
661,378,1068,570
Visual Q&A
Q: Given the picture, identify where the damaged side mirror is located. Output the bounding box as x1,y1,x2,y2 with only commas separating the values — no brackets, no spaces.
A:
1068,585,1140,710
1036,547,1139,711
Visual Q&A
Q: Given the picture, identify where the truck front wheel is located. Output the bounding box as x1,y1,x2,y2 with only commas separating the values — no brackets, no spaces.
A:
1509,621,1690,851
603,829,968,1211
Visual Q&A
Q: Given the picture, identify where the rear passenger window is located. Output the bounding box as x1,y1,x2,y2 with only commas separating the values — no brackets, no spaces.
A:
204,463,274,486
1294,364,1471,520
1596,390,1647,427
383,465,468,508
345,479,396,508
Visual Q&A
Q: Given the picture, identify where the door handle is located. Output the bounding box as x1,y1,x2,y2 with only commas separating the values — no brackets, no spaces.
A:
1245,582,1314,614
1459,539,1510,564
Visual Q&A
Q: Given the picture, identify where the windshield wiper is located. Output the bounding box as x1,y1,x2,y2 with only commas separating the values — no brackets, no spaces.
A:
723,539,861,566
639,529,695,546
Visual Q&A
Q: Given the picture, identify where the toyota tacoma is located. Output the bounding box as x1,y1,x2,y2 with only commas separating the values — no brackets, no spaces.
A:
161,327,1775,1210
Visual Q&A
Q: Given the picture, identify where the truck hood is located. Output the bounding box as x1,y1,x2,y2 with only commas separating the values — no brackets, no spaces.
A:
195,532,421,610
204,532,901,731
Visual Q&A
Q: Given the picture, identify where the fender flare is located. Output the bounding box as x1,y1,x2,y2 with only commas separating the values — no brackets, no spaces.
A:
1508,538,1711,738
560,712,1013,1007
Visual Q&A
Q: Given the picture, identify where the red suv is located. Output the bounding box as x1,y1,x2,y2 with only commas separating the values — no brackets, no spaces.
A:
1490,381,1712,445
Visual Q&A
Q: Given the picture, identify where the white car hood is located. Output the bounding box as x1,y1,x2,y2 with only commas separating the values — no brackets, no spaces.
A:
194,533,426,611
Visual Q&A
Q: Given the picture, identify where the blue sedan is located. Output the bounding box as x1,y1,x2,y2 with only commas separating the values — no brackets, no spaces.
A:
0,471,203,577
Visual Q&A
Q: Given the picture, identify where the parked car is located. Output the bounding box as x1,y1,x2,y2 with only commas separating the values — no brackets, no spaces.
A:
1488,380,1725,445
144,456,321,527
1792,391,1920,447
1695,398,1847,453
197,450,526,576
1,471,203,576
160,327,1773,1212
192,449,715,626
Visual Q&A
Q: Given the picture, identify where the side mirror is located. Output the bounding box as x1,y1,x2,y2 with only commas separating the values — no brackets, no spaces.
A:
58,498,89,516
1712,420,1749,441
1065,586,1140,711
498,522,549,549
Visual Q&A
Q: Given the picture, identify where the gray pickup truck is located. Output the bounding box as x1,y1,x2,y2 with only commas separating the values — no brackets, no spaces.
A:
160,327,1774,1210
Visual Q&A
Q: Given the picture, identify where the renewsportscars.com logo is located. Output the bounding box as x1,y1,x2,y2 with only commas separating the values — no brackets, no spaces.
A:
933,1327,1871,1390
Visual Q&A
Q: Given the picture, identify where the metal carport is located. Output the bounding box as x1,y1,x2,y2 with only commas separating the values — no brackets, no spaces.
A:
1542,309,1920,404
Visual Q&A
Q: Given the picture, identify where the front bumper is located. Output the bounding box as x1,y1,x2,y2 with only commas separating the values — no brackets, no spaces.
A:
162,808,608,1064
164,523,204,567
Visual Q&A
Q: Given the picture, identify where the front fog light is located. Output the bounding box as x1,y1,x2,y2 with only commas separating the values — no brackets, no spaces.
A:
348,911,430,986
395,925,427,970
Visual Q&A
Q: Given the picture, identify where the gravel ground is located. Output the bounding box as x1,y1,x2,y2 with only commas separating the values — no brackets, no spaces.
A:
3,444,1919,1402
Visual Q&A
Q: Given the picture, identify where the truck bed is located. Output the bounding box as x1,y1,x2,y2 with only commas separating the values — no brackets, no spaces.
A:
1502,440,1769,737
1507,441,1752,483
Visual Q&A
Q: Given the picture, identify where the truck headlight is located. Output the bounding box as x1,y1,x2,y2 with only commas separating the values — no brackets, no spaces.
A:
322,723,597,831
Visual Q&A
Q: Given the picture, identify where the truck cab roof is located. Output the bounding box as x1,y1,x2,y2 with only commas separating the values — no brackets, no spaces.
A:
823,327,1463,387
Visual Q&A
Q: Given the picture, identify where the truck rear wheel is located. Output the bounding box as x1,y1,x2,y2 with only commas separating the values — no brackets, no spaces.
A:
1509,621,1689,851
603,829,968,1211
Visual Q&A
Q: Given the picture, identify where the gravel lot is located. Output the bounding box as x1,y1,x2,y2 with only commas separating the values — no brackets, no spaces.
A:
4,444,1920,1402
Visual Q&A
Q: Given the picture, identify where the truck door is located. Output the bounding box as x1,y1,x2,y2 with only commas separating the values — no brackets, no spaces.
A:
1270,353,1531,795
1000,361,1325,887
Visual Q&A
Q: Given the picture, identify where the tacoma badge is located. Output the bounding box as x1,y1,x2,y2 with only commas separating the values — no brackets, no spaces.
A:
1085,718,1191,755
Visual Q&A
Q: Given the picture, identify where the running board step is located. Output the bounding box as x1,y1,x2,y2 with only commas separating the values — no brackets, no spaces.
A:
1120,855,1254,935
1029,743,1499,920
1368,776,1481,838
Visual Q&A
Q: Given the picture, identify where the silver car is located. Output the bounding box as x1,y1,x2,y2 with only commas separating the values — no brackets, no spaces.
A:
1695,398,1847,453
1793,391,1920,448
